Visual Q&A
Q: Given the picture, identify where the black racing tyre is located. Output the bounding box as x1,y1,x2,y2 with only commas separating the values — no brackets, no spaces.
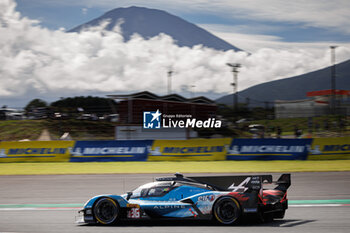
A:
213,196,241,225
263,212,273,222
93,197,120,225
273,210,286,219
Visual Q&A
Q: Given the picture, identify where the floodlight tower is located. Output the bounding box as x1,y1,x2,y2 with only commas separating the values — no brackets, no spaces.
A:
190,85,196,98
330,46,337,114
226,63,241,111
167,70,173,95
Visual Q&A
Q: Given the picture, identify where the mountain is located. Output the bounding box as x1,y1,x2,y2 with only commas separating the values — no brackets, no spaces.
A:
69,6,242,52
216,59,350,106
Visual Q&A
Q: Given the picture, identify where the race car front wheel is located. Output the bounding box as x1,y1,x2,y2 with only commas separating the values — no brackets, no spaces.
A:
213,196,241,225
93,197,119,225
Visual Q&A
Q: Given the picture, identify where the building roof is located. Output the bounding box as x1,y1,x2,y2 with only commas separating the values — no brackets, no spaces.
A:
275,99,313,104
188,96,215,104
107,91,158,100
161,94,188,102
306,89,350,97
107,91,215,104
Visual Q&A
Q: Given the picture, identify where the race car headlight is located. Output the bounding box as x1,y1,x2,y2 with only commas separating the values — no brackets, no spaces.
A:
85,209,92,215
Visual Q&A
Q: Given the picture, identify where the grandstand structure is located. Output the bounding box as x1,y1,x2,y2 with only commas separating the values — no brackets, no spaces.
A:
107,91,217,124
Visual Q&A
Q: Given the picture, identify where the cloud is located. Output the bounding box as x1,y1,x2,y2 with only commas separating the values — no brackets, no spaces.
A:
199,23,350,54
1,0,350,106
81,7,88,15
215,0,350,32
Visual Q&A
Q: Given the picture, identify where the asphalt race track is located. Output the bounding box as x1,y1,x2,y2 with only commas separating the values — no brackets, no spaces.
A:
0,172,349,233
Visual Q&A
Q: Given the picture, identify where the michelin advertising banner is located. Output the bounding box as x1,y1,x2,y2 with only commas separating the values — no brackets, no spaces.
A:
0,141,74,162
308,137,350,160
148,138,231,161
226,139,312,160
70,140,153,162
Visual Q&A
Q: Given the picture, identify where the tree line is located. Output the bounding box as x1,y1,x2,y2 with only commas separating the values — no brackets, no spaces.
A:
24,96,117,116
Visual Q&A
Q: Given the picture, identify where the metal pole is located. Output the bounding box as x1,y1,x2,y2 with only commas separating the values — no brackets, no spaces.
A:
127,97,133,123
167,71,173,94
231,80,235,110
233,70,238,111
226,63,241,111
190,85,195,98
330,46,337,114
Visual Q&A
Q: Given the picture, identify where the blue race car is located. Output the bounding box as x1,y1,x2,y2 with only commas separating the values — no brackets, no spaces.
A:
77,173,290,225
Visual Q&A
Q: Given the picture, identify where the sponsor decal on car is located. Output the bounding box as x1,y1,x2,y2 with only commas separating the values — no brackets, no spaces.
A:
198,195,215,202
243,208,258,213
127,208,140,219
153,205,186,209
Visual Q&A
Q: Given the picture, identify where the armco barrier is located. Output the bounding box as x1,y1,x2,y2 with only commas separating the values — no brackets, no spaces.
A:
69,140,153,162
308,137,350,160
148,138,231,161
226,139,312,160
0,141,74,162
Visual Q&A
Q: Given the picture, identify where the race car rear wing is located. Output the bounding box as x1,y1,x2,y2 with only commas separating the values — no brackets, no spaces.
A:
188,174,290,192
274,173,291,192
156,173,290,192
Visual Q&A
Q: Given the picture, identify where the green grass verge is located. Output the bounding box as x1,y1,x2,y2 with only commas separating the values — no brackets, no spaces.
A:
0,160,349,175
0,119,116,141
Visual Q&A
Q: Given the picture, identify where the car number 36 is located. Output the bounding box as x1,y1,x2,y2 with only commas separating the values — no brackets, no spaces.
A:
127,208,140,219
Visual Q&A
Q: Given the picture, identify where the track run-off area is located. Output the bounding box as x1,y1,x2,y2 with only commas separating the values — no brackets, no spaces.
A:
0,172,349,233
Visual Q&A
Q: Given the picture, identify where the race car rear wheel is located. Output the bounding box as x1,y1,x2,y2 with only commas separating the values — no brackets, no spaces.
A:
213,196,241,225
93,197,119,225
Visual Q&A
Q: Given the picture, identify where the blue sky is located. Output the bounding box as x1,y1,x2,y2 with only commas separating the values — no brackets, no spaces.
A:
15,0,350,52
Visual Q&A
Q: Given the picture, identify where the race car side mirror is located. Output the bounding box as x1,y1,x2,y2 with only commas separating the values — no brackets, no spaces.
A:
126,192,132,200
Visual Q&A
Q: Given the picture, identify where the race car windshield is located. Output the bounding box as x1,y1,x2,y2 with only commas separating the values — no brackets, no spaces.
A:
147,187,171,197
130,182,172,198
